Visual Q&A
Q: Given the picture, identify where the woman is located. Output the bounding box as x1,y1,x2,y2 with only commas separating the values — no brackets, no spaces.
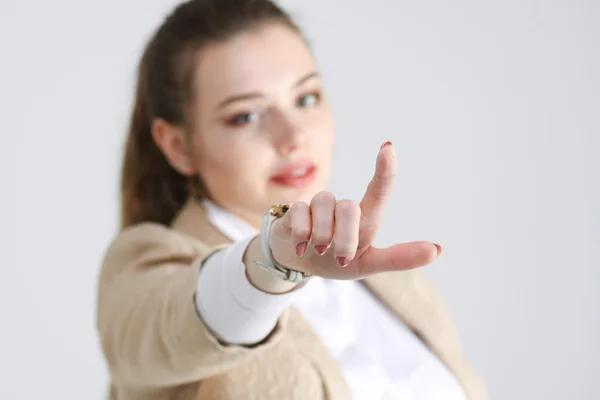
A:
97,0,487,399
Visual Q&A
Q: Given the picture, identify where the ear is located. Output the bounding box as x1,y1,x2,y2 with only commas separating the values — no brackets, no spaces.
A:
151,118,195,176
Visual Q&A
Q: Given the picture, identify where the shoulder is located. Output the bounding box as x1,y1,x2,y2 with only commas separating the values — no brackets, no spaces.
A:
100,222,213,279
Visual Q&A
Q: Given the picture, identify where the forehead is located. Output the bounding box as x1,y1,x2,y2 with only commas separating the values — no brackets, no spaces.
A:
193,23,316,101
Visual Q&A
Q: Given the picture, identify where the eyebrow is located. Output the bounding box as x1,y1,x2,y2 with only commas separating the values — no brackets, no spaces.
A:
216,71,320,109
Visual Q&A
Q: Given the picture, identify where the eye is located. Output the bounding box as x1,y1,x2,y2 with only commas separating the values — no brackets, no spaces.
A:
297,92,321,108
228,111,260,126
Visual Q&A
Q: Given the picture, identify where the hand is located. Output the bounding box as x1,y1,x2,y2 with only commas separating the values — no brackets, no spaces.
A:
268,142,442,280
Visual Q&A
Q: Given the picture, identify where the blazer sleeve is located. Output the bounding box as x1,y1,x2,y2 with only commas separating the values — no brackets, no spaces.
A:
96,223,290,388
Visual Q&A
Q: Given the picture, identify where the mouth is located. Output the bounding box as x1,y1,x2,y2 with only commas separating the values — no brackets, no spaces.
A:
270,161,317,189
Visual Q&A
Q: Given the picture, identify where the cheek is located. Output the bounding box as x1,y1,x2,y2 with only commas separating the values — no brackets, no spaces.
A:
192,128,244,179
309,112,336,160
310,107,335,143
317,114,336,175
200,148,251,184
194,139,270,200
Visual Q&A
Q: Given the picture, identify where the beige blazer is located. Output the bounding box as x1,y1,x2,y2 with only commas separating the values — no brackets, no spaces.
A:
97,198,487,400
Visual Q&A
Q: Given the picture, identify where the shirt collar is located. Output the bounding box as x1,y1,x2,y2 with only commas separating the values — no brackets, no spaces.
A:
201,198,258,242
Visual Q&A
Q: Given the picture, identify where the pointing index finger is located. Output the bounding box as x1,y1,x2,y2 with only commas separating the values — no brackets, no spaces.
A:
358,142,397,248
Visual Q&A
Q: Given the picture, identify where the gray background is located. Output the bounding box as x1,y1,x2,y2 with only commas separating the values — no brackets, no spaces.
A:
2,0,599,399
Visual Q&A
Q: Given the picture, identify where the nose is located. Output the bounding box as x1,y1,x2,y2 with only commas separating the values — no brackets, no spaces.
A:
271,111,307,155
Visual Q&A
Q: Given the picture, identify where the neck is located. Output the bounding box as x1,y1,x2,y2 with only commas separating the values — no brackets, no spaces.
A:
202,198,263,231
236,211,262,231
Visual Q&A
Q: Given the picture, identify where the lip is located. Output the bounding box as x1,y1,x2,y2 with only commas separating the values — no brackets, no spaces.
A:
270,161,317,189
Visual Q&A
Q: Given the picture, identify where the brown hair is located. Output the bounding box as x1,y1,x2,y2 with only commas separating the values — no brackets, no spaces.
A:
120,0,302,228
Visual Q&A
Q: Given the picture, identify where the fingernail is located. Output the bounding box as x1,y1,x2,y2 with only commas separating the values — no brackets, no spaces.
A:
336,256,350,267
380,141,392,149
433,243,442,257
314,245,328,255
296,242,308,257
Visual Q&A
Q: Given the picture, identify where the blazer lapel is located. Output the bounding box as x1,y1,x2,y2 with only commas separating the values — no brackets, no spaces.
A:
172,198,233,248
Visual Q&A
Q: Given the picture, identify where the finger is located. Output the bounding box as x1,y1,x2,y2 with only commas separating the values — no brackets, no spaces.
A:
354,241,440,276
358,142,397,248
310,191,336,255
288,202,311,257
332,200,361,267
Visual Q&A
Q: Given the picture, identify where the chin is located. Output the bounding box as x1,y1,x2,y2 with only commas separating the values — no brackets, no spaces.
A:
274,184,327,206
266,168,330,205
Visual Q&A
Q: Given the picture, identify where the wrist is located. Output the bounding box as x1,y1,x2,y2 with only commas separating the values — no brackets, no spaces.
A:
243,236,300,294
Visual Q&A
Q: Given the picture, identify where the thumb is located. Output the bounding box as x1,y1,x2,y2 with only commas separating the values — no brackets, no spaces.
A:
354,241,440,277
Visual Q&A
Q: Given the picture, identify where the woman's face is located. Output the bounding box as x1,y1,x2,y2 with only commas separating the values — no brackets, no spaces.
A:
188,23,335,226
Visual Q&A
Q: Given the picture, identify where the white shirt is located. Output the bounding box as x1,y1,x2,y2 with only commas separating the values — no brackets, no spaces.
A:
195,199,466,400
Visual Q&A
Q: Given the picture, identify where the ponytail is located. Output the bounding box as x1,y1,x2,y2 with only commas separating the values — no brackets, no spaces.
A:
120,56,189,228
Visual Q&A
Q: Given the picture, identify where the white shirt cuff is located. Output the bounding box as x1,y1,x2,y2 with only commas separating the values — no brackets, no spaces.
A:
195,236,298,345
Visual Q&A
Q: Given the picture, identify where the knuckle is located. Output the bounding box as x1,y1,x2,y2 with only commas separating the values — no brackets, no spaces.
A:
335,199,360,218
289,201,308,213
367,182,392,202
312,230,332,243
289,203,309,221
292,225,311,239
311,191,336,207
368,191,386,203
289,203,310,232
